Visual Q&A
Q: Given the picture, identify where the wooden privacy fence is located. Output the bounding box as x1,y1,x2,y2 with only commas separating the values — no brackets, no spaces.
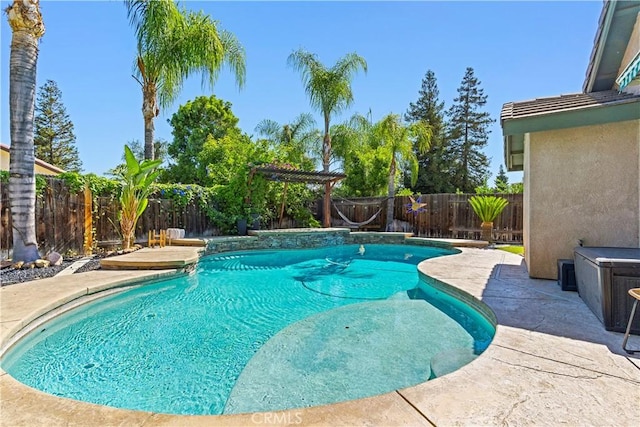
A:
0,178,219,258
93,197,218,245
330,193,523,242
1,176,524,258
1,178,91,259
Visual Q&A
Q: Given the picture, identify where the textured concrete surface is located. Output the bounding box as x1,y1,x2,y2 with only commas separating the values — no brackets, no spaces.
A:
168,238,206,247
99,246,202,270
1,246,639,426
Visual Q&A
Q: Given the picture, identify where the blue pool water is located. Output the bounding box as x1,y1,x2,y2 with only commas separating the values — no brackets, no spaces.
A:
1,244,495,415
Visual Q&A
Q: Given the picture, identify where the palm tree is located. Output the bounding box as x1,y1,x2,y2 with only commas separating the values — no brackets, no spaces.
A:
287,49,367,227
125,0,246,160
6,0,45,264
372,114,431,230
255,113,320,168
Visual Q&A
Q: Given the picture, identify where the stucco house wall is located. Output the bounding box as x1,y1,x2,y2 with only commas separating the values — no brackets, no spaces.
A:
524,119,640,279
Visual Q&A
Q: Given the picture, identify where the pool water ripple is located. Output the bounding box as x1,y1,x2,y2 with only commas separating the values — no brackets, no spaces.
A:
1,245,494,415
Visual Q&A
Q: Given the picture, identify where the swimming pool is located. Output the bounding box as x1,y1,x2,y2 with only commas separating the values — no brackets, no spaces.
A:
1,244,495,415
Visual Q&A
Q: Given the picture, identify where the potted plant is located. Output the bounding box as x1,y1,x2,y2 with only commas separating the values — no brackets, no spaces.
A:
236,215,248,236
468,195,509,242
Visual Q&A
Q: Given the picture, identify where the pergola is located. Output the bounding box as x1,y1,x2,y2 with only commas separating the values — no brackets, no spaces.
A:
246,165,346,227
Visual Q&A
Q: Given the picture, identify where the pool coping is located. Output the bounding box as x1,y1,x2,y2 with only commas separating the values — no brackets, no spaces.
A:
1,238,639,426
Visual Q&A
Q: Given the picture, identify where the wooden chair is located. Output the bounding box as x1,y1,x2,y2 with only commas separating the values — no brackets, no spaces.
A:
622,288,640,354
148,229,166,248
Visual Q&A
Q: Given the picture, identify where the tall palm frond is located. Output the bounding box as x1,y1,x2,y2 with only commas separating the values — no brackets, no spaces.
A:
371,114,432,229
125,0,245,159
287,49,367,227
255,113,320,168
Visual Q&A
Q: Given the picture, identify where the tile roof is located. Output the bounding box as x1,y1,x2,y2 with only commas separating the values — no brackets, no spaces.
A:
501,90,640,122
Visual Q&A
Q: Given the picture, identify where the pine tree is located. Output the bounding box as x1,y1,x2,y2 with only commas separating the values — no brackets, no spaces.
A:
494,164,509,193
446,67,493,193
34,80,82,172
404,70,455,193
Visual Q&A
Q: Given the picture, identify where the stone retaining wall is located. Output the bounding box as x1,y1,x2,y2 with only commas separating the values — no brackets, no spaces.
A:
203,229,452,255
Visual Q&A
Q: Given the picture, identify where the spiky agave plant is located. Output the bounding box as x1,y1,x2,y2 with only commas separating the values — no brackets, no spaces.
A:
118,145,162,249
468,195,509,223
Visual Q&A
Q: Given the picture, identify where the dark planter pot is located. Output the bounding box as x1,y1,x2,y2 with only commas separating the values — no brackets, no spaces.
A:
249,213,260,230
237,218,248,236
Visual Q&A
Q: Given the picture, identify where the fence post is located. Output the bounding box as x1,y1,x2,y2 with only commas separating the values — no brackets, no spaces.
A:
83,184,93,255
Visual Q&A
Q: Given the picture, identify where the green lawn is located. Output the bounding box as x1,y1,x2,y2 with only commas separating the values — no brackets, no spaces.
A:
496,245,524,256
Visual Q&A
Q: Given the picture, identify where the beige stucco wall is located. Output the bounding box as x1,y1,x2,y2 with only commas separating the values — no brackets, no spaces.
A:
0,148,9,171
33,163,61,176
523,133,531,271
1,147,63,176
524,119,640,279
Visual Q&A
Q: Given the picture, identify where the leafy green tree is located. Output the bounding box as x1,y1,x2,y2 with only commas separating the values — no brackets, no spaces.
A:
494,164,509,193
405,70,454,194
164,95,244,185
372,114,431,229
128,138,168,164
288,49,367,226
117,145,162,249
34,80,82,172
6,0,45,263
446,67,493,192
332,114,387,197
125,0,245,160
508,182,524,194
255,113,320,169
338,146,389,197
199,133,260,186
203,135,273,232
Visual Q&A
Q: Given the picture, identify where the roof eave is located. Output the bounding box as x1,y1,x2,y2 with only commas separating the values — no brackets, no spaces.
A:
583,1,615,93
502,97,640,172
502,97,640,135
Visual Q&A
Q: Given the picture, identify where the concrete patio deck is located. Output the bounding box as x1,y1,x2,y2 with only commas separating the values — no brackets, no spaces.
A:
99,245,204,270
1,245,639,426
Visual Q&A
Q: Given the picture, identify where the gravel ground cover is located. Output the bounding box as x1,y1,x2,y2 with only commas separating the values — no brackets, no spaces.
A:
1,256,102,286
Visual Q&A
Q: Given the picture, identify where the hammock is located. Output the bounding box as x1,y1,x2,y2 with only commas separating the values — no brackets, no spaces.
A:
333,196,392,206
333,202,383,227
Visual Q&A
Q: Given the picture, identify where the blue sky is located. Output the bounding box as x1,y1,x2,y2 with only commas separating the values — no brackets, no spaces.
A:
2,1,603,184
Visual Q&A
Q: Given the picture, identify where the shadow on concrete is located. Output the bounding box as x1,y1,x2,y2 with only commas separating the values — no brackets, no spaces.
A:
481,258,640,358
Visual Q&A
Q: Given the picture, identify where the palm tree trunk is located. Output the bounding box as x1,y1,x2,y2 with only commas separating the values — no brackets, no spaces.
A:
322,117,332,228
7,0,45,263
142,80,158,160
385,156,397,231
